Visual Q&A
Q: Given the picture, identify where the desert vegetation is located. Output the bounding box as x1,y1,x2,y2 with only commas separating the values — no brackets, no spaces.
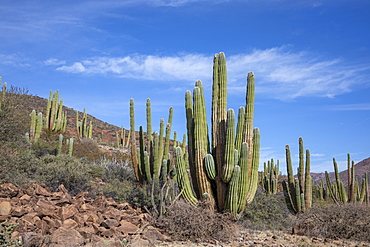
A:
0,52,369,246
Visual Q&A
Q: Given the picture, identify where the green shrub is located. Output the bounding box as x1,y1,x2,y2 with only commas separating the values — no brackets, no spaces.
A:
0,219,21,247
36,154,101,194
0,147,40,187
240,189,294,231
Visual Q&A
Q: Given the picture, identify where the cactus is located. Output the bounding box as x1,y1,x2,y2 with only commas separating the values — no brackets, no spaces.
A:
67,138,74,156
129,97,178,216
45,90,67,133
283,137,312,214
57,134,63,155
28,110,43,143
262,158,279,195
0,79,7,111
325,154,369,204
176,52,260,216
76,108,93,139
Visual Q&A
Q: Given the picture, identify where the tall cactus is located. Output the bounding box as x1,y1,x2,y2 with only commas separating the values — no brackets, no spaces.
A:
262,159,279,195
283,137,312,214
45,90,67,133
177,52,260,216
325,154,367,204
28,110,43,143
0,78,6,111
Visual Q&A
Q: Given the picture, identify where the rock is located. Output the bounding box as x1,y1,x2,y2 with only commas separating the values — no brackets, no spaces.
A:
117,220,139,235
22,232,42,247
101,218,120,228
0,201,12,215
19,194,32,204
58,204,78,221
143,226,169,242
129,239,155,247
62,218,79,229
0,183,19,197
49,227,85,247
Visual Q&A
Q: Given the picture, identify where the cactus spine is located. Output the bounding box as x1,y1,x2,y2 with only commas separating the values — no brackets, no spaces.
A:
283,137,312,214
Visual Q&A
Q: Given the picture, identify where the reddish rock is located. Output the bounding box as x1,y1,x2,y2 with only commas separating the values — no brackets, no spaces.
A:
62,218,79,229
58,204,78,221
22,232,42,247
101,227,117,237
34,184,51,197
36,198,55,210
49,227,85,247
117,220,139,235
0,183,19,197
19,194,32,204
101,218,120,228
0,201,12,215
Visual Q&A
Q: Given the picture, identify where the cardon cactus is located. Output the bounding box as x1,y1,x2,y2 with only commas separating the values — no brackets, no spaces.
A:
129,98,177,216
262,159,279,195
283,137,312,214
45,90,67,133
176,52,260,216
325,154,368,204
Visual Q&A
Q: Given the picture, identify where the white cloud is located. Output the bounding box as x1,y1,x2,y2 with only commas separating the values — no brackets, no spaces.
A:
44,58,66,66
56,47,370,100
57,54,210,81
57,62,86,73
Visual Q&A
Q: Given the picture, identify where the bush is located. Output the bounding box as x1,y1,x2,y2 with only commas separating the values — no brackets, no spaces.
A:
296,203,370,242
0,147,40,187
240,189,294,231
156,200,237,243
36,154,102,194
73,138,105,161
88,157,151,206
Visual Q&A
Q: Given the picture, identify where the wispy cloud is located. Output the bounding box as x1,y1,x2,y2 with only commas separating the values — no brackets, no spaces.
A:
44,58,66,66
57,54,211,81
56,47,370,100
326,103,370,111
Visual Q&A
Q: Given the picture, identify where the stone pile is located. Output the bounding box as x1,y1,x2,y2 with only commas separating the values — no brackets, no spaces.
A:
0,183,168,247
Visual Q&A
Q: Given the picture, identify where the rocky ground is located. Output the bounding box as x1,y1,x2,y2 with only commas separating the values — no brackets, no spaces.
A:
1,183,369,247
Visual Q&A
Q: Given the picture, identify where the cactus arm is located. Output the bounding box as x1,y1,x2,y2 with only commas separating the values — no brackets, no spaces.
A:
174,147,198,206
130,98,141,182
205,153,217,180
222,109,236,183
304,149,312,208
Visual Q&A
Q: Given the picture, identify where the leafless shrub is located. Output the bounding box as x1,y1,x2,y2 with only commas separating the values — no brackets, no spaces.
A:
296,203,370,242
155,200,237,243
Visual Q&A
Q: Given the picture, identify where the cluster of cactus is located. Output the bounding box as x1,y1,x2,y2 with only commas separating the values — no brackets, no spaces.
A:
261,159,280,195
115,126,130,148
57,134,74,156
26,109,43,143
45,90,67,133
130,98,177,216
174,52,260,218
323,154,369,204
283,137,312,214
76,108,93,139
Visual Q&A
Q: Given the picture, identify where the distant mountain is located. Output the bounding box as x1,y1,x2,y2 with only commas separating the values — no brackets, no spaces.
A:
311,157,370,186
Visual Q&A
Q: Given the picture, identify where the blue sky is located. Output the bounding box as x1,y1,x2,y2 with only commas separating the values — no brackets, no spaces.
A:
1,0,370,174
